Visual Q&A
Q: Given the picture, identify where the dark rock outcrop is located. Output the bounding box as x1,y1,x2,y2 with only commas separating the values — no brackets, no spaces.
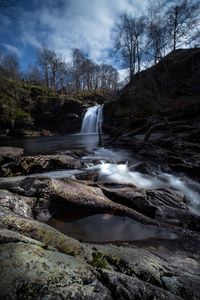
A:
0,154,81,176
104,48,200,132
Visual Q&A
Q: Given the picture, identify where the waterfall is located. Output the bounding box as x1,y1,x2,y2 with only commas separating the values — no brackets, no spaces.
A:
81,105,103,134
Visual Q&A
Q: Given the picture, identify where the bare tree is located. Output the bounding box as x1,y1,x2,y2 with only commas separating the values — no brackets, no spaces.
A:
113,12,148,80
166,0,200,50
1,54,20,80
26,64,42,84
147,0,168,64
24,46,120,93
37,46,52,88
72,48,86,92
37,46,67,90
100,64,119,90
113,12,137,80
133,16,148,72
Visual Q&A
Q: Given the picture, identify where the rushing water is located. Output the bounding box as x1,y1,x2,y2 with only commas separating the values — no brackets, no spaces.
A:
81,105,104,134
83,148,200,215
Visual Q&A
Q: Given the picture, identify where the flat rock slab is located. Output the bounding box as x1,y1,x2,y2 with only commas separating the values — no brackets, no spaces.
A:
0,146,24,158
1,154,81,176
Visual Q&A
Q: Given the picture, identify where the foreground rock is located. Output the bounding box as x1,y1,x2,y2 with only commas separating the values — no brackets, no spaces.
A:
0,154,81,176
0,214,200,299
0,172,200,299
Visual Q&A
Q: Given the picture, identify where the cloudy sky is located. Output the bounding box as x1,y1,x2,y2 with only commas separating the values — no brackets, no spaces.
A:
0,0,147,72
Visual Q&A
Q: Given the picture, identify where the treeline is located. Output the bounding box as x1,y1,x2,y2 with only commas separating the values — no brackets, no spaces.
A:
113,0,200,79
0,0,199,92
0,47,119,93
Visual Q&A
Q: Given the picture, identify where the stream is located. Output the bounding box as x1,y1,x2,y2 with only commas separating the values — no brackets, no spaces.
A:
1,105,200,242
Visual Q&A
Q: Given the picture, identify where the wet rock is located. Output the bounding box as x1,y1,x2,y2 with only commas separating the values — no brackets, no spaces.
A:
94,235,200,300
1,154,81,176
0,180,200,299
1,175,199,230
0,190,36,218
0,146,24,158
75,171,99,181
100,185,200,230
129,161,163,175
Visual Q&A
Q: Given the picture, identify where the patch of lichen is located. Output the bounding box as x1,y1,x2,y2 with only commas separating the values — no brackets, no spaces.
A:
0,214,90,259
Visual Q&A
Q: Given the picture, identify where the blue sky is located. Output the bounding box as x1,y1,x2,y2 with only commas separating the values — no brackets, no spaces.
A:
0,0,147,74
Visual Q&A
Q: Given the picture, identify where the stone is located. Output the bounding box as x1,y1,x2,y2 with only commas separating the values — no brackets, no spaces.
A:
0,146,24,158
0,242,111,300
0,189,36,218
1,154,81,176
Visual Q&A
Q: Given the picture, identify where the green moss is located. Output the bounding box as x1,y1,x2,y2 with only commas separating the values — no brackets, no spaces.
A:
91,252,108,269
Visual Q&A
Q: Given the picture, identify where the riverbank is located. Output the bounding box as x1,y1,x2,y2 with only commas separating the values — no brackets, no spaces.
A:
0,138,200,299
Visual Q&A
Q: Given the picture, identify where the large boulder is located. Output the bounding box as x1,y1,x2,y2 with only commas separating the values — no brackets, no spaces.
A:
1,154,81,176
0,175,199,231
0,176,158,225
100,184,200,231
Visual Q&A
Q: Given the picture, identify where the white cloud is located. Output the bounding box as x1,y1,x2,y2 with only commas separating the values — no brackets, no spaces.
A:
2,43,23,58
118,68,129,81
16,0,148,65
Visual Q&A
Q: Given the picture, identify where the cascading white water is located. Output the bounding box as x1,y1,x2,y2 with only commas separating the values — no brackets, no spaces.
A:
81,105,103,134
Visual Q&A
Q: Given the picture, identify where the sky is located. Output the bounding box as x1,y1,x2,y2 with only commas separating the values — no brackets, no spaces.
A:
0,0,147,76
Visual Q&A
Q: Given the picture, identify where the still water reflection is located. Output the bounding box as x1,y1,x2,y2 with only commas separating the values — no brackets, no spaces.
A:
47,211,177,242
0,133,108,155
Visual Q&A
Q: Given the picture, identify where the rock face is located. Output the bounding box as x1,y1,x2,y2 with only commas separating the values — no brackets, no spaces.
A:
104,48,200,132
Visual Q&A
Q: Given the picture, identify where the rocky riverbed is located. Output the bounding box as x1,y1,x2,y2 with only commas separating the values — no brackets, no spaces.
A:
0,140,200,299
